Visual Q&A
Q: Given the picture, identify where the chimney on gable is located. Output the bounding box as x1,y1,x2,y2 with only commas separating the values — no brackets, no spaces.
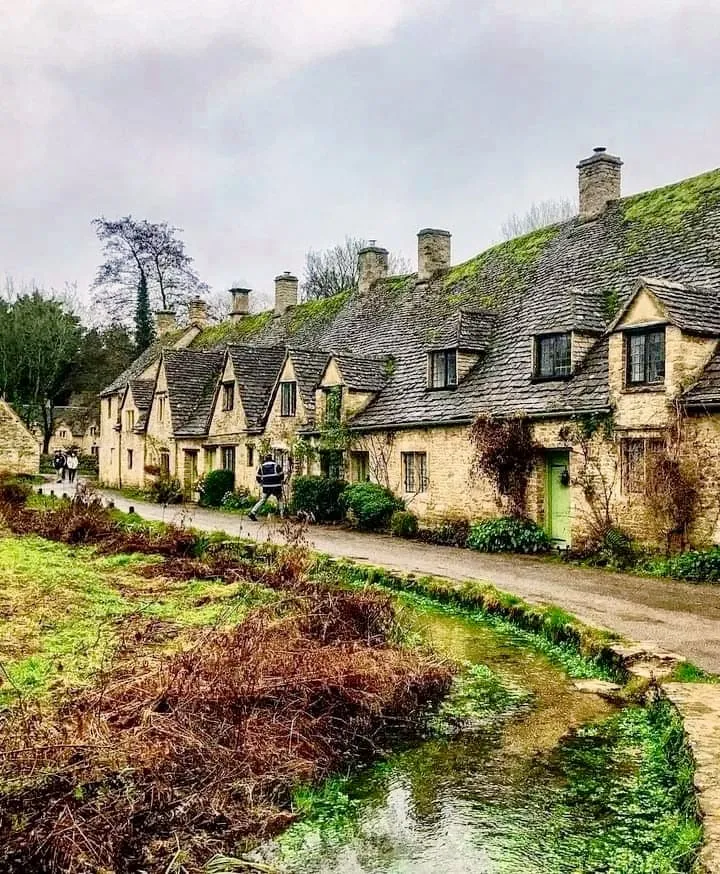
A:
577,147,623,221
154,310,177,336
357,241,389,295
188,297,208,326
417,228,451,281
229,287,250,322
274,272,299,315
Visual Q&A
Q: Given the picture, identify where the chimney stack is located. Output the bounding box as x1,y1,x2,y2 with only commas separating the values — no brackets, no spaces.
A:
577,147,622,221
274,271,298,315
154,310,177,336
417,229,451,281
188,297,208,326
357,242,389,295
229,287,250,322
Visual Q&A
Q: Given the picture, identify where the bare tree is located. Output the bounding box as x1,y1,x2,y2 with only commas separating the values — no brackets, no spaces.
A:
500,198,577,240
92,216,206,325
302,236,411,301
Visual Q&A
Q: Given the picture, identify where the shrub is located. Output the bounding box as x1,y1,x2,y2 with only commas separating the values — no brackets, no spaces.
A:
40,454,54,474
197,469,235,507
467,516,550,554
340,482,403,531
220,488,252,511
0,472,32,508
147,477,183,505
653,547,720,583
417,517,471,548
78,454,99,477
390,510,418,538
291,475,347,523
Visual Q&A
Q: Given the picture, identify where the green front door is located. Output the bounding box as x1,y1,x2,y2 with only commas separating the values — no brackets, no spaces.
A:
546,451,571,547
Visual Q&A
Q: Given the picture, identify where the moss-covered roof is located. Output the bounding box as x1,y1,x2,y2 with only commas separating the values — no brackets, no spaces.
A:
103,165,720,428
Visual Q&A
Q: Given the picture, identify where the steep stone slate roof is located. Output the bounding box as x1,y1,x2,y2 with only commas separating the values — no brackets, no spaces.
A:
427,309,496,351
52,405,96,436
332,354,390,392
100,328,194,396
163,350,224,436
609,277,720,336
684,348,720,408
286,350,330,422
127,379,155,431
227,345,287,431
103,166,720,432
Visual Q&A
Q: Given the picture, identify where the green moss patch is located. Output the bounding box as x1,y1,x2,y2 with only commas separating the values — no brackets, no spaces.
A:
623,168,720,231
289,290,349,335
190,310,274,349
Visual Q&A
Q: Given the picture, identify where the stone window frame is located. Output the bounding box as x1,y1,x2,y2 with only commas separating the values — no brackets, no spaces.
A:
157,394,167,423
127,448,133,470
402,451,428,493
203,447,216,472
125,409,135,431
349,450,370,482
324,386,343,425
280,381,297,417
246,444,255,467
221,445,236,474
533,332,572,380
428,349,458,390
624,326,666,387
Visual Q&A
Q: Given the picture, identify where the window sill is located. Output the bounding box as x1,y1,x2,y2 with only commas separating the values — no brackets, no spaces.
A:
531,374,572,383
622,384,665,394
280,413,297,419
426,385,458,392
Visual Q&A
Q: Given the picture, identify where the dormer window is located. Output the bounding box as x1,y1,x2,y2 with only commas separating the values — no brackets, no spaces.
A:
626,327,665,386
535,333,571,379
429,350,457,389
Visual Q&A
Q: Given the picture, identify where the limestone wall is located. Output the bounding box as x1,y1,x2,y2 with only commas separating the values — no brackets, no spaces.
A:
0,400,40,475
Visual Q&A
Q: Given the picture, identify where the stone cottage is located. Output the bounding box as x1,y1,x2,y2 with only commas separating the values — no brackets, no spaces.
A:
0,399,41,475
99,148,720,549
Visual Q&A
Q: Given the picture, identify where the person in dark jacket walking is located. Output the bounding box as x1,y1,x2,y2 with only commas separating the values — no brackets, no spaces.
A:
248,455,286,521
53,450,67,483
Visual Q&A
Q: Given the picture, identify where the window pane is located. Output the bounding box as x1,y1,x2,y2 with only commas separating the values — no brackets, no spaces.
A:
646,331,665,382
629,334,646,383
446,351,457,386
539,337,554,377
432,353,446,388
555,334,571,375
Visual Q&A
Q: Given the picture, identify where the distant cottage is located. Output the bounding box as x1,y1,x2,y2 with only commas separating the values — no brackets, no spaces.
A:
99,148,720,549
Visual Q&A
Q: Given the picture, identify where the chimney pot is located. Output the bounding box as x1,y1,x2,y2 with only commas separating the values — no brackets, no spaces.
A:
154,310,177,337
274,272,298,315
577,147,622,221
229,287,250,322
417,228,451,281
357,243,389,296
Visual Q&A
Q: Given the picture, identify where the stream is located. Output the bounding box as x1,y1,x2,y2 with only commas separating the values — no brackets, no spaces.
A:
255,593,692,873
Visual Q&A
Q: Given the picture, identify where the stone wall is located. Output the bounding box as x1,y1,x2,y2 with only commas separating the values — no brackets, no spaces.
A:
0,400,40,475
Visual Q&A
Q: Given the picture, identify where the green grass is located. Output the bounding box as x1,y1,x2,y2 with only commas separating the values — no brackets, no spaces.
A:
668,661,720,684
0,536,278,705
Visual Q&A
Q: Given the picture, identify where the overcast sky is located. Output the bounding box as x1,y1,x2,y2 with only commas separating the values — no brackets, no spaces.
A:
2,0,719,317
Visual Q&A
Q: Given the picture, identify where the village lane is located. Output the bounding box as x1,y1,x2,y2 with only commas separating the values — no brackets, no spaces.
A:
41,482,720,673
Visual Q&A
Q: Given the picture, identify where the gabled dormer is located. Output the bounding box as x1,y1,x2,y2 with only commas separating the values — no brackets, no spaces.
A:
607,277,720,427
426,309,495,389
316,353,392,422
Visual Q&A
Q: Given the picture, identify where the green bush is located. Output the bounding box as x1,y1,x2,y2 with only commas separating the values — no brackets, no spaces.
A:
650,547,720,583
390,510,418,538
147,477,183,505
197,469,235,507
291,475,347,523
0,472,32,507
78,454,99,477
340,482,403,531
467,516,550,554
220,488,252,511
40,454,54,474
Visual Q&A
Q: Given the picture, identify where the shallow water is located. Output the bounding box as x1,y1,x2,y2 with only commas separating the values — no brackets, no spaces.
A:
258,599,632,874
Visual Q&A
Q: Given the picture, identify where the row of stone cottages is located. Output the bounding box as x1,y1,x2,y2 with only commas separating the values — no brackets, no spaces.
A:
99,147,720,549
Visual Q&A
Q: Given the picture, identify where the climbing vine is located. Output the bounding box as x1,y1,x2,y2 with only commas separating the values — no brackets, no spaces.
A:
469,415,540,516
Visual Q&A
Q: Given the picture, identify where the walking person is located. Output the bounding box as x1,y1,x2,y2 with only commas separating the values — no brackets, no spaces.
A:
66,450,79,484
248,454,285,521
53,450,66,483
